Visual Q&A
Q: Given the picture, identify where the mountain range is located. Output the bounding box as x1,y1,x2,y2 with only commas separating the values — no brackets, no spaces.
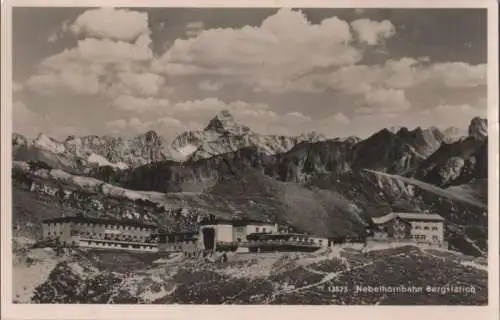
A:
12,110,329,172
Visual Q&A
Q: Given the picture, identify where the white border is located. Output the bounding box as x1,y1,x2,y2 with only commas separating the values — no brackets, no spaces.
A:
1,1,499,320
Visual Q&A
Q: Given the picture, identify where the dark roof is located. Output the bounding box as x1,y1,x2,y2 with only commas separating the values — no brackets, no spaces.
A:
246,233,324,241
199,217,276,226
372,212,445,224
42,216,158,229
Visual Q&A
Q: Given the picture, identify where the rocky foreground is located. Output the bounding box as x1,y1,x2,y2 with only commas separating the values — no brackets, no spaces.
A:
13,243,487,305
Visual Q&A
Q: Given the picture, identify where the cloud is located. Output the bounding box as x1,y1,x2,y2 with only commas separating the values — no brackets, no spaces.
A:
13,101,39,134
198,80,224,92
108,72,166,97
43,37,153,66
48,32,59,43
111,95,170,112
26,32,154,96
186,21,205,38
423,62,486,88
285,112,311,122
24,8,155,96
351,19,395,45
47,20,71,43
106,116,185,137
26,71,101,95
359,88,411,114
153,9,366,92
71,8,149,42
172,98,270,115
410,104,486,134
295,58,486,97
12,101,50,138
329,112,351,125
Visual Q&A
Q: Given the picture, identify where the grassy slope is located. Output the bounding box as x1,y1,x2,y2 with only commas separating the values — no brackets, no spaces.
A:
167,169,367,237
363,169,487,209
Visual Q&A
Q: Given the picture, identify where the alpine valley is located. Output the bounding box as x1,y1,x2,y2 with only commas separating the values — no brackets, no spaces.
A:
11,111,489,304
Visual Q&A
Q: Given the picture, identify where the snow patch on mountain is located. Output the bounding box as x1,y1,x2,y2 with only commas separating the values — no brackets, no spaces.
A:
87,153,129,170
33,134,66,154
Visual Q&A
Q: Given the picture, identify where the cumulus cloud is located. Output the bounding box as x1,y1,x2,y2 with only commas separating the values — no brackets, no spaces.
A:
25,8,154,96
42,37,153,67
26,36,154,95
359,88,411,114
329,112,351,125
198,80,224,92
423,62,486,88
285,112,311,122
108,72,166,97
351,19,395,45
153,9,364,92
106,116,185,137
26,71,101,95
71,8,149,41
111,95,170,112
420,104,487,129
296,58,486,97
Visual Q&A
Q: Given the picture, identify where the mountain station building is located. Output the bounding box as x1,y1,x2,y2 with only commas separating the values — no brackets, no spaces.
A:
41,216,158,252
370,212,446,247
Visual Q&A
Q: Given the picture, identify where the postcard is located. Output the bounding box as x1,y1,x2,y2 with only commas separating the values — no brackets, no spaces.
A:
1,0,498,319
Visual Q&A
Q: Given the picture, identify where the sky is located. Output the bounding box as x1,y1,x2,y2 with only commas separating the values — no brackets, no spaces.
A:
12,7,487,141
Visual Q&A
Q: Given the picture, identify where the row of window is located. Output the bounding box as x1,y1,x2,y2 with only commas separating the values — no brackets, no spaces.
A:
413,225,439,231
47,231,63,236
83,241,156,249
412,235,440,241
46,222,152,232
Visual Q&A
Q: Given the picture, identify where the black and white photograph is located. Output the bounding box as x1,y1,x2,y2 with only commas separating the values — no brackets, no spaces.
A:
1,1,498,314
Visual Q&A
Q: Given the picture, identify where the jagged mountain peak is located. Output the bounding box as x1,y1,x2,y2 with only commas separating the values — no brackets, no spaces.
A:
298,131,327,142
137,130,162,144
468,117,487,140
204,110,251,135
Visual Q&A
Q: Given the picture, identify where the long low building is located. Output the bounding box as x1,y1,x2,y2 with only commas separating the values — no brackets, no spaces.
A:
41,216,159,252
244,233,329,252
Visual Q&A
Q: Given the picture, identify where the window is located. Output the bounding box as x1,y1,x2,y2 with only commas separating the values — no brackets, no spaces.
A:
423,226,429,230
414,226,421,230
256,227,260,232
262,228,266,233
432,226,438,231
432,236,439,241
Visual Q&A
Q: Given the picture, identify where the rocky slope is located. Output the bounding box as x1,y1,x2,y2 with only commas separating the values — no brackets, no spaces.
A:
412,118,488,188
16,245,487,305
